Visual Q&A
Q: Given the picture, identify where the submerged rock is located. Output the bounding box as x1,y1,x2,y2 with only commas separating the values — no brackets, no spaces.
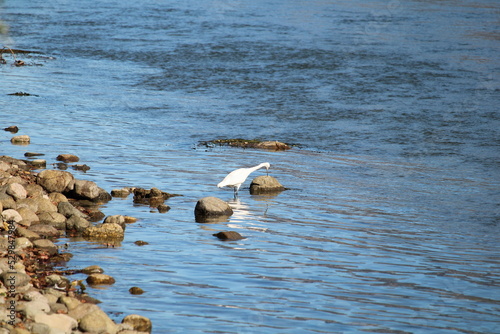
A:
249,175,285,195
213,231,244,241
129,287,144,295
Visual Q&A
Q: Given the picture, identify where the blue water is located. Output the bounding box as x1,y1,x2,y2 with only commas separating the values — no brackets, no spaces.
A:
1,0,499,333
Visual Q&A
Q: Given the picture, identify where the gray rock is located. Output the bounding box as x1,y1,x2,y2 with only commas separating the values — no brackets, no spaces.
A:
67,303,100,321
36,170,74,193
66,214,91,232
249,175,285,195
48,192,68,204
6,183,27,200
18,300,51,319
16,226,40,240
35,197,58,213
33,313,78,334
103,215,126,229
72,179,100,200
27,224,61,238
17,207,40,226
1,272,31,288
59,296,81,311
78,308,118,334
33,239,58,255
122,314,152,333
194,197,233,222
14,237,33,249
30,323,51,334
24,184,45,198
57,201,86,218
37,212,67,230
111,188,130,197
2,208,22,223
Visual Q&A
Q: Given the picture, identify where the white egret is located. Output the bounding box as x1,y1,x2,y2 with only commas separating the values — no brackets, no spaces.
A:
217,162,270,196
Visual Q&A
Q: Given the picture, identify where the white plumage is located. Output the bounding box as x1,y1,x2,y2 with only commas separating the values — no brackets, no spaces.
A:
217,162,270,196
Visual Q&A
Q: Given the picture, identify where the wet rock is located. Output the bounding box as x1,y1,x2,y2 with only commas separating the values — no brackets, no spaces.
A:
158,204,170,213
33,313,78,334
194,197,233,222
82,223,124,240
56,154,79,163
213,231,244,241
104,215,126,229
111,188,130,197
2,208,22,223
36,170,74,193
133,187,179,207
124,216,138,224
122,314,152,333
255,140,291,150
129,286,144,295
6,182,27,200
4,125,19,133
11,135,30,144
71,179,100,201
82,265,104,275
72,164,90,172
78,308,118,334
17,207,39,226
28,224,61,238
249,175,285,195
37,211,67,230
30,159,47,168
66,214,91,232
86,273,115,285
134,240,149,246
33,239,58,255
54,162,68,170
24,152,44,157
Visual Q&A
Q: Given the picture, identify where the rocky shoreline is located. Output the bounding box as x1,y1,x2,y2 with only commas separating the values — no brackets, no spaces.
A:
0,154,152,334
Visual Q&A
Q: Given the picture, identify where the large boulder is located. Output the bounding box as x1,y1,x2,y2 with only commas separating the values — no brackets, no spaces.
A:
37,212,67,230
78,308,118,334
72,180,100,200
66,215,91,232
36,170,74,193
249,175,285,195
194,197,233,223
33,313,78,334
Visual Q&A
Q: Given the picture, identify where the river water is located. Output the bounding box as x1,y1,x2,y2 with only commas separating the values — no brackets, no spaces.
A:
1,0,499,333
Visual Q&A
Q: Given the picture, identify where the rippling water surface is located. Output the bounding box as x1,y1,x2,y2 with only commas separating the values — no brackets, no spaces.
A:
1,0,499,333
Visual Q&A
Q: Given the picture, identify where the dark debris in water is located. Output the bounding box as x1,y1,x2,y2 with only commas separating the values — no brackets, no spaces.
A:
199,138,292,151
8,91,39,97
